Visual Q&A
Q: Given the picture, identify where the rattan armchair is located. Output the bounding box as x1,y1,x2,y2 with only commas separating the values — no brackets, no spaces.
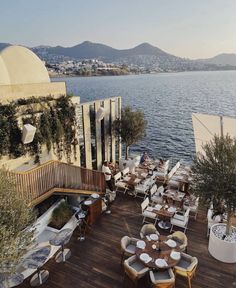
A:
140,224,160,239
149,269,175,288
174,252,198,288
121,236,139,264
123,255,149,287
167,231,188,252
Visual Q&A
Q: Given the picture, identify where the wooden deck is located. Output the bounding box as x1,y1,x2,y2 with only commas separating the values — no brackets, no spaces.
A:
19,194,236,288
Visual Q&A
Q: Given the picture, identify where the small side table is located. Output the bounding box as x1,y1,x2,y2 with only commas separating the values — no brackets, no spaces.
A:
76,211,88,241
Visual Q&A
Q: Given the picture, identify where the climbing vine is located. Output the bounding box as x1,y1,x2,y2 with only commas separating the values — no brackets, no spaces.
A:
0,95,78,164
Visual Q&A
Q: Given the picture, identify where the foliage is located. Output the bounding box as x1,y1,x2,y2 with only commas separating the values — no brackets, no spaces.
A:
0,95,78,164
56,96,78,162
49,201,73,230
113,106,147,159
0,169,36,275
192,135,236,235
0,103,24,158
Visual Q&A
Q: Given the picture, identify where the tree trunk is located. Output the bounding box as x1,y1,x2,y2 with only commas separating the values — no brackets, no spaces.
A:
125,145,129,160
226,210,232,236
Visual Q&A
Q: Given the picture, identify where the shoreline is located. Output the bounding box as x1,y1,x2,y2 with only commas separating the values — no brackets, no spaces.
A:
50,69,236,79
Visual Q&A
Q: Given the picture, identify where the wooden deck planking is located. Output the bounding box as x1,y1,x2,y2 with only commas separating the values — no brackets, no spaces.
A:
18,194,236,288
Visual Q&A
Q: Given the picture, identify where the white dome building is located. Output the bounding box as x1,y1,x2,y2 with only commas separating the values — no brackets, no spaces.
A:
0,45,65,102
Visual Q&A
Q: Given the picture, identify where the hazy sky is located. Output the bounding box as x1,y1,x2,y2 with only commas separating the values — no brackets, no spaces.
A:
1,0,236,59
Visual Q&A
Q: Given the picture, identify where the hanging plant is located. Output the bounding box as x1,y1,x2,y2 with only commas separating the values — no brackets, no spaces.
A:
39,112,52,152
0,95,79,164
49,105,64,160
22,107,44,164
56,96,78,163
0,103,24,158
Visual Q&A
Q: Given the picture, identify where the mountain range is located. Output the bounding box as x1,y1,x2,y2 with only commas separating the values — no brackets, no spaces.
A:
1,41,236,72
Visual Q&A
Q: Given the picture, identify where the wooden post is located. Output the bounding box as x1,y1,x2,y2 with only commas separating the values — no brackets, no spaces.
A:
118,97,122,159
82,104,92,169
110,99,116,163
103,99,110,161
95,101,102,170
73,101,81,166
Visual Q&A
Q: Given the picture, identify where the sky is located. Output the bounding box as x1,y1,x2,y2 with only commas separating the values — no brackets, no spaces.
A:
1,0,236,59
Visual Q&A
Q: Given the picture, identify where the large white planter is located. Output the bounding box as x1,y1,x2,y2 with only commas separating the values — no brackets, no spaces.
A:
208,223,236,263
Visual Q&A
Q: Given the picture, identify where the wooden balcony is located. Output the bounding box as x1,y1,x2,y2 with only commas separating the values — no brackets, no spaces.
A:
7,160,106,205
18,193,236,288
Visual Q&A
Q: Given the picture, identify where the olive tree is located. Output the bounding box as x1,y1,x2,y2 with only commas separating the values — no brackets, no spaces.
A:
113,106,147,160
192,135,236,236
0,169,36,280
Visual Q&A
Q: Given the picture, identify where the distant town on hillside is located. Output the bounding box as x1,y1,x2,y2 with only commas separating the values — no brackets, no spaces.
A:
1,41,236,77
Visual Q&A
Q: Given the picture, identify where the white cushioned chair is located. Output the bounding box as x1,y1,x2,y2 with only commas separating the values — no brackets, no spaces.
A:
134,183,149,199
114,172,129,194
183,197,199,220
207,208,222,237
151,185,164,205
122,167,130,177
141,198,158,225
170,208,190,233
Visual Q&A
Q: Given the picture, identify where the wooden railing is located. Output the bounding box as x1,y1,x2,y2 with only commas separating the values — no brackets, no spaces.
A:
7,160,106,204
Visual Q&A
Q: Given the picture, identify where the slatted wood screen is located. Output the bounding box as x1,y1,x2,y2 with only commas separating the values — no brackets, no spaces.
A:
7,161,106,203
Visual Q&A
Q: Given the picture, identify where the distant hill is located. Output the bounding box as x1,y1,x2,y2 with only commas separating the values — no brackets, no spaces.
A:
1,41,236,72
198,53,236,66
43,41,177,61
32,41,212,72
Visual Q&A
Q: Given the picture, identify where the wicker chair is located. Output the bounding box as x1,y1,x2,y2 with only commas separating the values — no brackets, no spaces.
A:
167,231,188,252
149,269,175,288
121,236,139,264
140,224,160,239
174,253,198,288
123,255,149,287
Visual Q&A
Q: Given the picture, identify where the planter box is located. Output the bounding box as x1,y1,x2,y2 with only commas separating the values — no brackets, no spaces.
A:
18,201,78,283
208,223,236,263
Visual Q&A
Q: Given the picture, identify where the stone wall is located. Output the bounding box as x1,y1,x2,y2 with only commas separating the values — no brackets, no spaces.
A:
0,82,66,103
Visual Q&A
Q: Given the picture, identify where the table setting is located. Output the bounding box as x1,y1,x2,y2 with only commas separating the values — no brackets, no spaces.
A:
135,236,181,269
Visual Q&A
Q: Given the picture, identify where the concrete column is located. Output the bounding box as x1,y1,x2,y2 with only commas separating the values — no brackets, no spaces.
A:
118,97,122,159
82,104,92,169
95,101,102,170
72,99,81,166
110,99,116,162
103,99,110,161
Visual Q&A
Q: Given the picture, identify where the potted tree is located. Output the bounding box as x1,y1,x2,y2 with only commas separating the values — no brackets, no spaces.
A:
113,106,147,160
192,135,236,263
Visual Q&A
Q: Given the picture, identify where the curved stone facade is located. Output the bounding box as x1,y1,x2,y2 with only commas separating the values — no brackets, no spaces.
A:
0,45,50,85
0,45,66,102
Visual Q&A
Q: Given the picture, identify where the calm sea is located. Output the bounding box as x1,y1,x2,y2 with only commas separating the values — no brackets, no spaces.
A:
52,71,236,164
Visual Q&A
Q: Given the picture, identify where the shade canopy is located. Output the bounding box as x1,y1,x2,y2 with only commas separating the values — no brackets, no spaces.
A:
192,113,236,155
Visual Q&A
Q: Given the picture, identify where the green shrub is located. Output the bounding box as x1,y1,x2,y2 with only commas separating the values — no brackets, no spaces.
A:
49,201,73,230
